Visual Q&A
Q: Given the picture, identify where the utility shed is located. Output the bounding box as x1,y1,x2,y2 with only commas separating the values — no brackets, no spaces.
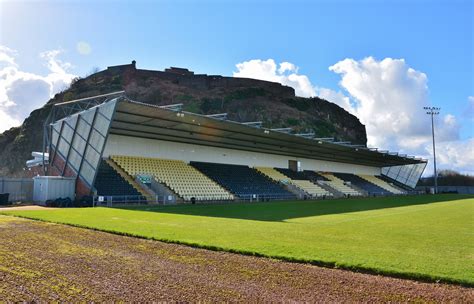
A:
33,176,75,204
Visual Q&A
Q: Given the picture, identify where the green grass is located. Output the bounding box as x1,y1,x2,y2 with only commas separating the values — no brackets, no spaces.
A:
2,194,473,285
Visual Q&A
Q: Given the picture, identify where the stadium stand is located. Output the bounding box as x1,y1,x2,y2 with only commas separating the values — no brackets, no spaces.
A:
302,170,330,182
291,180,333,197
275,168,329,182
378,175,413,192
94,160,142,197
357,175,404,194
266,167,332,197
255,167,291,182
319,172,363,196
39,95,426,204
191,162,295,200
105,159,152,198
274,168,307,180
333,173,392,195
111,156,234,201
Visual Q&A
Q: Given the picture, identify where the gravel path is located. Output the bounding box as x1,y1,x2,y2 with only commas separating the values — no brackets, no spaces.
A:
0,215,472,302
0,205,52,211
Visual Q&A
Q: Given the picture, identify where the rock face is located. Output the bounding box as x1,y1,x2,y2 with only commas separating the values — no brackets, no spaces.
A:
0,62,367,176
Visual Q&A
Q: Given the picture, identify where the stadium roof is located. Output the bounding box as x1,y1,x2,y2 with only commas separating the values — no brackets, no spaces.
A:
105,98,426,167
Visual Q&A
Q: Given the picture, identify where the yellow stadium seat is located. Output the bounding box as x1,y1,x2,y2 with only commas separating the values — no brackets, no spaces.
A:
357,175,403,194
111,155,234,202
319,173,363,196
255,167,332,198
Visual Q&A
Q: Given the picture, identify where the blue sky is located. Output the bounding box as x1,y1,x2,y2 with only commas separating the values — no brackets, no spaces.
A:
0,0,473,174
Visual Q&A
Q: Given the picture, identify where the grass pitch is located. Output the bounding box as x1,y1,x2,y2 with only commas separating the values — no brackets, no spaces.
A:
2,194,473,285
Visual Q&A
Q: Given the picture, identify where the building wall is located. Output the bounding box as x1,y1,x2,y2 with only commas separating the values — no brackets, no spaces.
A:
112,63,296,97
49,100,117,189
33,176,75,204
48,149,92,198
103,134,381,175
0,177,33,202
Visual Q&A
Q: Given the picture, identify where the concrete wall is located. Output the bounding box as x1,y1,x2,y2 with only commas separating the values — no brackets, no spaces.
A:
0,178,33,202
103,134,381,175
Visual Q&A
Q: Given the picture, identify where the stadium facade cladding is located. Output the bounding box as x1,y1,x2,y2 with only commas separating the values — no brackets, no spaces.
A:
43,92,427,199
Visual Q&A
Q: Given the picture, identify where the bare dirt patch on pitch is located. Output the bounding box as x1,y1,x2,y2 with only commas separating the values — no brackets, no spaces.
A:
0,205,53,211
0,215,472,302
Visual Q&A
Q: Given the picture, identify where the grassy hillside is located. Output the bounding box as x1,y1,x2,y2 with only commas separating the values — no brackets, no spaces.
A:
3,194,473,285
0,63,367,176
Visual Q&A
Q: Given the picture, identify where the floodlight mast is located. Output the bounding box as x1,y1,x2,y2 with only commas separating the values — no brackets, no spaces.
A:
424,106,440,194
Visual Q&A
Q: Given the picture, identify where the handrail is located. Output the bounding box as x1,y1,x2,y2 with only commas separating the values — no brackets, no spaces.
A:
54,91,125,106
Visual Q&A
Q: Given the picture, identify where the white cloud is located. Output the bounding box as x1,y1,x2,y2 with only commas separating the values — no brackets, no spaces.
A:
0,45,77,133
435,139,474,175
0,46,17,67
278,62,297,74
233,59,317,97
76,41,92,55
316,87,354,112
232,57,472,175
328,57,471,175
233,58,358,111
328,57,461,149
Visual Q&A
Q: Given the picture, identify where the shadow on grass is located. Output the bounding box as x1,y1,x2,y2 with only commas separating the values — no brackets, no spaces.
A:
116,194,472,222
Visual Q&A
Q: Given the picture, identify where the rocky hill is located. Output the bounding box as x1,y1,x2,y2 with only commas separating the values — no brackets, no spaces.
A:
0,61,367,176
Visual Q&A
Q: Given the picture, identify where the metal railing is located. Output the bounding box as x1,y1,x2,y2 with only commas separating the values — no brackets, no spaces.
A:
91,189,432,208
416,186,474,195
93,195,152,207
92,193,182,207
236,193,297,202
92,193,298,207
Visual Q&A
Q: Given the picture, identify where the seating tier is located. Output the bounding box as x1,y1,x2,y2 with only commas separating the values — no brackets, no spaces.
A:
191,162,295,200
302,170,330,182
255,167,290,182
333,173,392,195
291,180,332,197
357,175,404,194
111,155,234,201
95,160,142,197
265,167,332,197
378,175,412,191
319,173,363,196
